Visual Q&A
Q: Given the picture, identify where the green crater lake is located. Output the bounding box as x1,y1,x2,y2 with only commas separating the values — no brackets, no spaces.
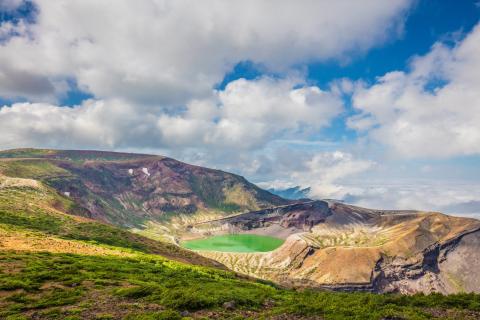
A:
182,234,284,253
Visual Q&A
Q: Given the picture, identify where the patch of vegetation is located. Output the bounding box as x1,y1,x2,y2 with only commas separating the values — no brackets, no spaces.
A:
224,184,260,211
53,150,152,162
189,175,267,214
0,251,479,319
189,175,233,211
124,310,182,320
0,148,56,159
0,159,71,180
0,148,150,162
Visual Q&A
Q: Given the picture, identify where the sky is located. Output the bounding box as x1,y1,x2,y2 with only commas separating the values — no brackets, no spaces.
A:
0,0,479,217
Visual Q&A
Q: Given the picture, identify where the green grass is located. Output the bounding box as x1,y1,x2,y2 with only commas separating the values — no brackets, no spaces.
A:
0,251,479,319
0,148,150,162
0,148,55,159
0,183,217,267
0,159,71,180
182,234,285,252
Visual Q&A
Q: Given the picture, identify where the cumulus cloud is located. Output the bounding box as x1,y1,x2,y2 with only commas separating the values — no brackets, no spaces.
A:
296,152,375,198
0,0,412,103
0,66,61,102
0,99,149,149
348,23,480,158
0,77,342,151
201,77,343,148
258,151,375,200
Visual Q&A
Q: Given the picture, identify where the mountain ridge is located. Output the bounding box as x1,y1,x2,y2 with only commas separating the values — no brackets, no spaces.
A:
0,148,289,234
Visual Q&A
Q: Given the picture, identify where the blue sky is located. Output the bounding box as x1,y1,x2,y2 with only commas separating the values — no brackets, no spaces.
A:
222,0,479,86
219,0,480,145
0,0,479,215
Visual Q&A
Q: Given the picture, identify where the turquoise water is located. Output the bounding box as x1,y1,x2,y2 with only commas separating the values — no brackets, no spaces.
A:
182,234,284,253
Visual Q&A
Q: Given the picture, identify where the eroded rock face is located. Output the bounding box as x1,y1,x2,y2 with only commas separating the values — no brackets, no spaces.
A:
195,201,480,294
438,230,480,293
213,201,332,232
41,156,288,227
372,228,480,294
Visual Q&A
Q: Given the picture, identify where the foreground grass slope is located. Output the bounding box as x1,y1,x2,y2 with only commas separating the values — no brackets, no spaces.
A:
1,250,480,320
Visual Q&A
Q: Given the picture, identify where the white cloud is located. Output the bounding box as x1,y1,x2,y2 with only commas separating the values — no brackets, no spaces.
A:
0,99,150,149
206,77,343,148
0,0,412,103
0,77,342,151
348,23,480,158
298,152,374,198
258,151,375,200
155,76,344,149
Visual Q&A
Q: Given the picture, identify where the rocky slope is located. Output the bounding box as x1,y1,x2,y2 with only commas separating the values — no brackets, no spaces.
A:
192,201,480,294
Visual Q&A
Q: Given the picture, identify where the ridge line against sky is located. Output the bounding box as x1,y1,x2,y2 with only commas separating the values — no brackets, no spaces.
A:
0,0,479,217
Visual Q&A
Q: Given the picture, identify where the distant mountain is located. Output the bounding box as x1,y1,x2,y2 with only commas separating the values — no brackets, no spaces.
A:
268,185,311,200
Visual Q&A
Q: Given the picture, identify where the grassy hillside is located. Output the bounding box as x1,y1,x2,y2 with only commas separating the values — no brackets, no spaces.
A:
1,250,480,319
0,174,220,267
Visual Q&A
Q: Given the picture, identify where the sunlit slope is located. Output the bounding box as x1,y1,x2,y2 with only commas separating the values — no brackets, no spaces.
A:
0,174,220,267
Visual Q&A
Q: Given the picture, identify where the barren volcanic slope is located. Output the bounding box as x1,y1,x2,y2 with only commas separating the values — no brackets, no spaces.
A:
1,148,480,297
194,201,480,294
